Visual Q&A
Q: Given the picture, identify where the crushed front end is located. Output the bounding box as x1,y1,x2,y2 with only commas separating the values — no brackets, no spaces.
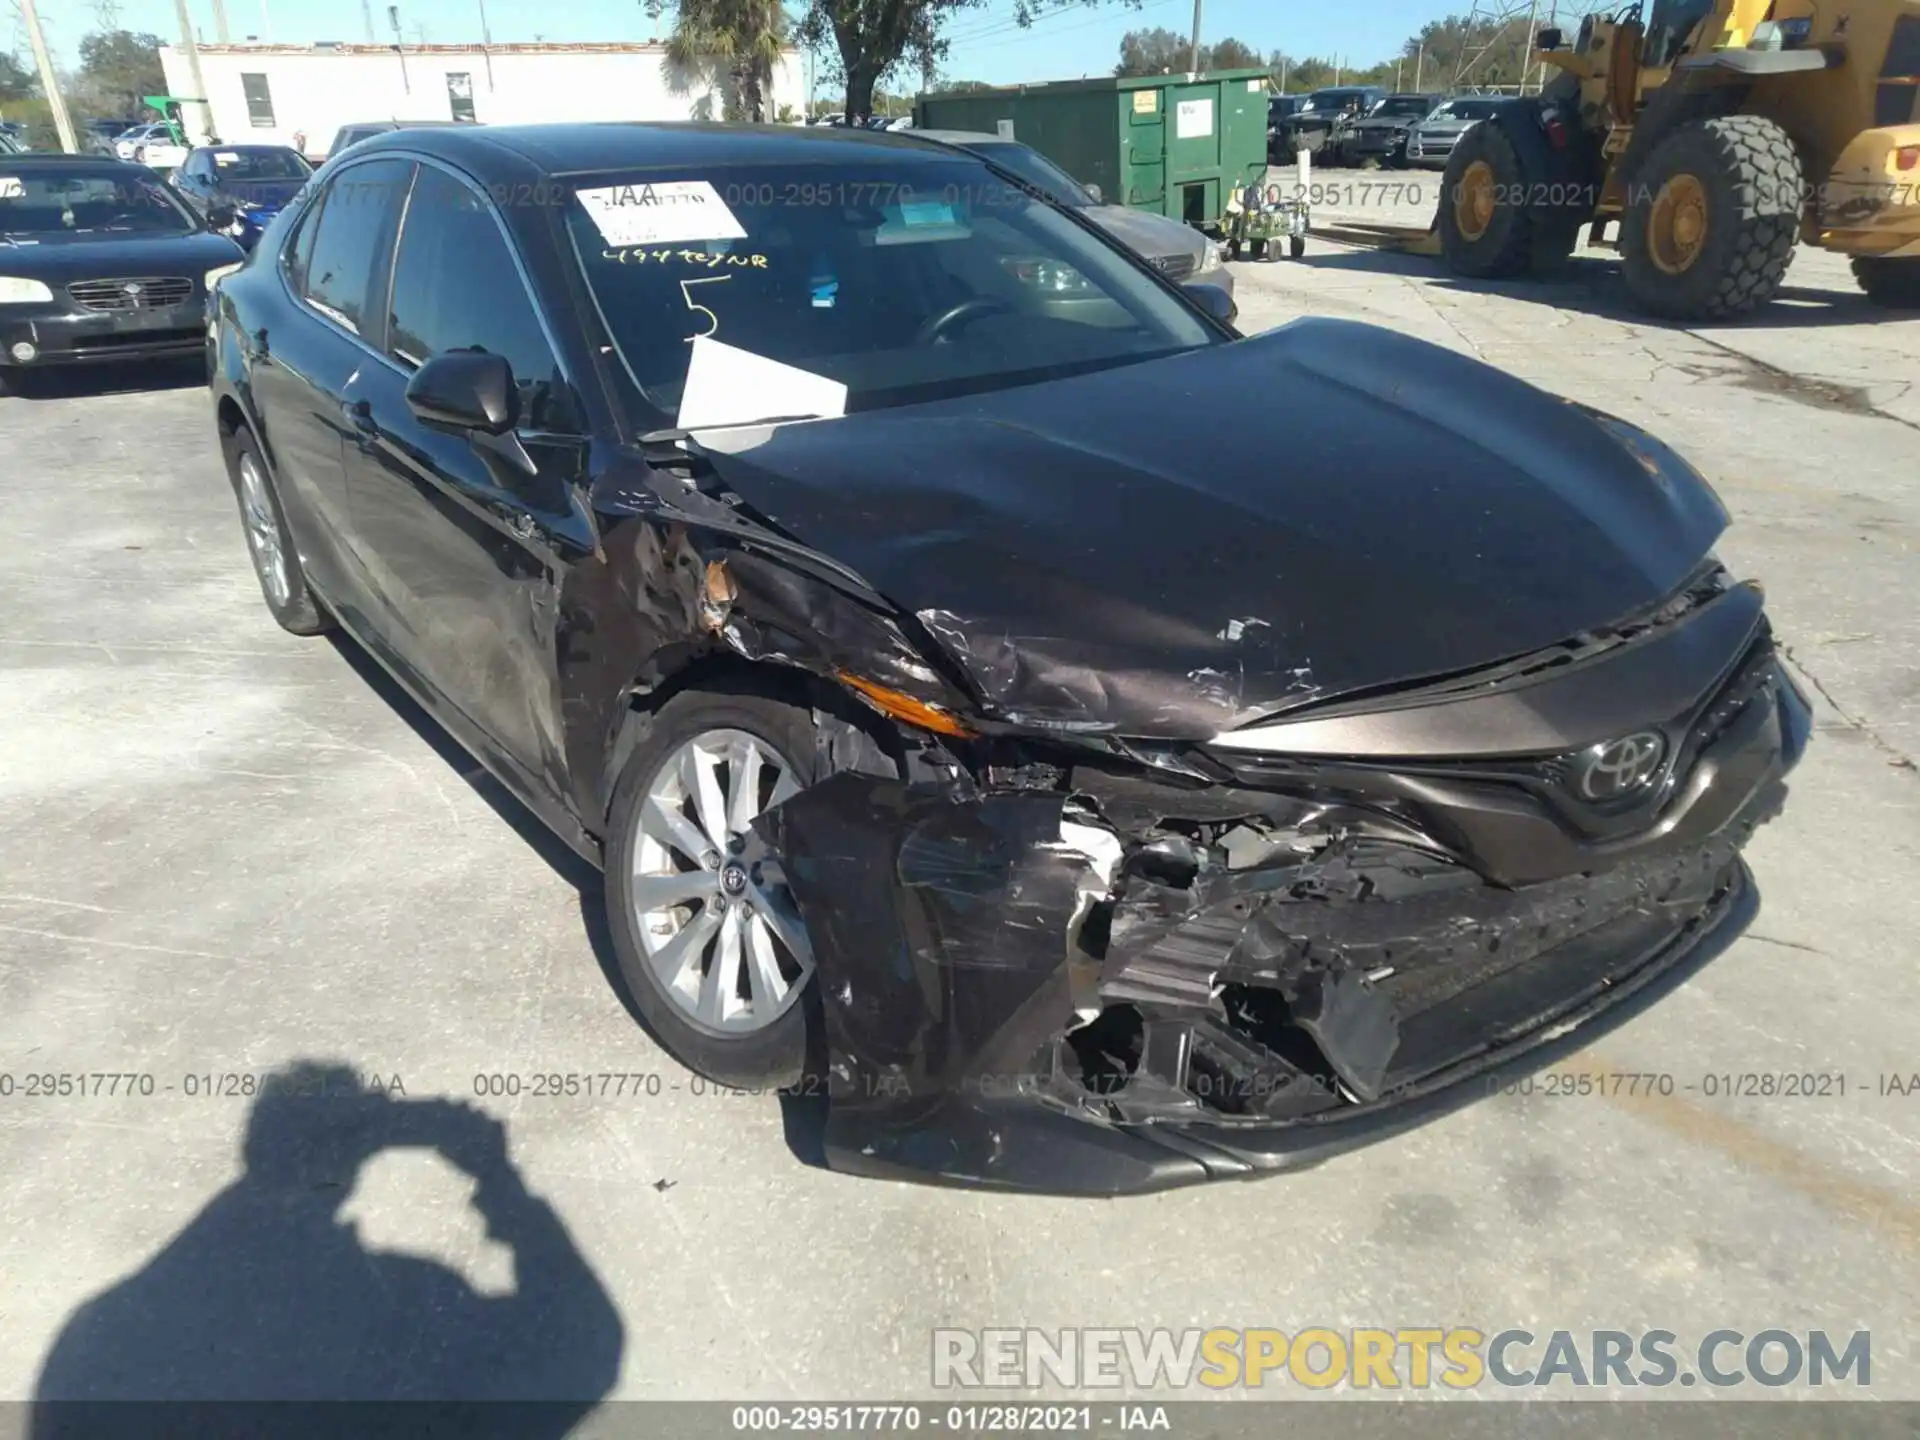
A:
759,572,1812,1195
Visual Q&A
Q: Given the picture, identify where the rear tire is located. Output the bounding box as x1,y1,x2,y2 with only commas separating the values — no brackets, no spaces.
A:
1290,235,1307,259
1620,115,1800,321
1438,117,1578,279
1248,238,1267,260
225,426,329,635
604,686,827,1090
1852,256,1920,309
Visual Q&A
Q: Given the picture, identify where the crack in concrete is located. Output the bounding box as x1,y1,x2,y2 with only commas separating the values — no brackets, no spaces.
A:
1779,642,1918,776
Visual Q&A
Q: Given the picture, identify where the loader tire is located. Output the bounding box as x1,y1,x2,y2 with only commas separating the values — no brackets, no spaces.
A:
1620,115,1800,321
1852,256,1920,309
1438,118,1578,279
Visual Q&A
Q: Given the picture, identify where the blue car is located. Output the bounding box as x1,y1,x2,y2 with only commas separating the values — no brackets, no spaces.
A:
170,144,312,250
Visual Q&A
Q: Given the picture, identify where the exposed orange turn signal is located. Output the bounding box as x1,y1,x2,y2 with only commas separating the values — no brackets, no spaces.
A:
837,672,976,739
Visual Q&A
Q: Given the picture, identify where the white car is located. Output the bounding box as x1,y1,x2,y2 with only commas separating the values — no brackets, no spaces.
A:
112,123,170,162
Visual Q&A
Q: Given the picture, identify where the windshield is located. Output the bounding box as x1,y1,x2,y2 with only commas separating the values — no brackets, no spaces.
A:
1434,100,1501,121
1304,91,1367,113
0,166,198,236
210,148,310,181
968,142,1095,208
1374,97,1433,117
563,156,1216,424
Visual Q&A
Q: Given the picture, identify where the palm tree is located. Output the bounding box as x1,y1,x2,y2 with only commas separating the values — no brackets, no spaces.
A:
663,0,789,124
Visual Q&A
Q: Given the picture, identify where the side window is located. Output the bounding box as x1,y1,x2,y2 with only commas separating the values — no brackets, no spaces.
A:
300,158,414,338
387,164,574,431
283,193,323,292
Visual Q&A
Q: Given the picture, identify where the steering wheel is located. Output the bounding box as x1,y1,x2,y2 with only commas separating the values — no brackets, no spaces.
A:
912,297,1016,346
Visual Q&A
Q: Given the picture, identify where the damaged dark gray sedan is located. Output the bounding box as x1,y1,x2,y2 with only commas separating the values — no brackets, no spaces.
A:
209,123,1810,1195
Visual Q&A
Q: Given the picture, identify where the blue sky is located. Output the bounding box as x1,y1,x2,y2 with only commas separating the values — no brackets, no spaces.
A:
21,0,1440,93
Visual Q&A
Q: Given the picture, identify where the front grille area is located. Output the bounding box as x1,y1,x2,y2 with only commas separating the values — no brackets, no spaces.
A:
67,277,193,312
1153,253,1197,281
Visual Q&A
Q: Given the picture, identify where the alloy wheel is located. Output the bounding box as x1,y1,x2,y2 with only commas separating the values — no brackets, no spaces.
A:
629,728,814,1035
237,452,291,608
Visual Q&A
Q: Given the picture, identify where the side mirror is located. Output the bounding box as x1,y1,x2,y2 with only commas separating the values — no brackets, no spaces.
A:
206,202,236,230
1181,279,1238,327
405,350,519,435
1538,26,1564,50
1084,182,1104,204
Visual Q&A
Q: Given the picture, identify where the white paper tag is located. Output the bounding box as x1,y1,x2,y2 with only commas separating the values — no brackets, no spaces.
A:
1176,99,1214,140
995,119,1016,139
677,337,847,432
574,180,747,247
0,178,24,199
214,151,240,164
1248,80,1264,93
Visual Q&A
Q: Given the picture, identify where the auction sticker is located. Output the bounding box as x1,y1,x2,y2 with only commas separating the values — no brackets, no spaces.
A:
0,177,24,199
574,180,747,247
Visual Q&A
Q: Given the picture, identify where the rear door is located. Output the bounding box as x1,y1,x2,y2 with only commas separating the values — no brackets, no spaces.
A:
247,155,413,609
341,159,594,784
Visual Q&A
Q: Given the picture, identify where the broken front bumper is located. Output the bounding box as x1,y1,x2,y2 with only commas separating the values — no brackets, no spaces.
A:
762,649,1810,1197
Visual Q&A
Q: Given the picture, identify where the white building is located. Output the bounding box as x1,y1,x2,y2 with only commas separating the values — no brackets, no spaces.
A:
157,42,809,156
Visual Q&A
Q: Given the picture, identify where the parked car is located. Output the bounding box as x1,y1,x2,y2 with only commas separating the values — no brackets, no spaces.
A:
0,153,244,387
171,144,313,250
1271,86,1386,163
913,128,1232,296
325,119,473,160
1266,95,1307,161
207,121,1806,1196
113,122,171,161
1344,93,1444,168
1406,96,1505,169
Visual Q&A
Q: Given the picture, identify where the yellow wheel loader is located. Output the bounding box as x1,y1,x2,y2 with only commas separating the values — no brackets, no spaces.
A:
1435,0,1920,317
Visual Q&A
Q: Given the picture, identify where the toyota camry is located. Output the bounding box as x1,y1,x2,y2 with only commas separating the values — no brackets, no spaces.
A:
206,123,1808,1194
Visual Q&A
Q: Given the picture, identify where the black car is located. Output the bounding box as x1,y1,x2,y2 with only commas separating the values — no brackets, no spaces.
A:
1344,93,1444,168
1273,86,1387,161
208,123,1807,1196
324,119,472,161
0,153,245,384
171,144,314,250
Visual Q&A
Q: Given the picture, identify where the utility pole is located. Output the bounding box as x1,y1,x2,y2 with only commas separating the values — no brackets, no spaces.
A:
1414,43,1425,91
1519,0,1540,94
172,0,213,143
1278,57,1288,93
476,0,491,43
20,0,78,153
1395,59,1403,90
1334,56,1342,84
1187,0,1203,75
211,0,230,42
361,0,377,43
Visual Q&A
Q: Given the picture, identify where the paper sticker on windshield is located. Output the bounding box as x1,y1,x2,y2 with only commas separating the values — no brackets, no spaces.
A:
214,151,241,164
0,178,23,200
574,181,747,247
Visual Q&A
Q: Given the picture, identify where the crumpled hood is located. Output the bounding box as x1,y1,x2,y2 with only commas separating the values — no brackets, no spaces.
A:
695,318,1728,738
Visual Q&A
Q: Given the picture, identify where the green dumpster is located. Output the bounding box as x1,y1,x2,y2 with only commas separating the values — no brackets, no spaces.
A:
913,69,1273,233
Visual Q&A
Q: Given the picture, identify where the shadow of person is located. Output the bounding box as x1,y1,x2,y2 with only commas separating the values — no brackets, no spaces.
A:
31,1061,624,1438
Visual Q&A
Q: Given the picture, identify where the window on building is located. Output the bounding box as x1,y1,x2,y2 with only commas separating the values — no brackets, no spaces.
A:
446,72,476,123
387,164,572,430
241,72,276,128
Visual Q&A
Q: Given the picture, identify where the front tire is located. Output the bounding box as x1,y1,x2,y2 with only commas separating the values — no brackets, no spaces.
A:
1852,255,1920,309
226,426,329,635
1438,117,1578,279
1620,114,1800,321
604,687,825,1090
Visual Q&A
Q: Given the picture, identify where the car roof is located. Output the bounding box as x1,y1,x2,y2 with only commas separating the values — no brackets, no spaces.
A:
342,121,981,177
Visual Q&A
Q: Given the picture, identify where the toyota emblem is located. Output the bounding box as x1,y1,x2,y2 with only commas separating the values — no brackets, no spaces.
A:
1574,731,1667,802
